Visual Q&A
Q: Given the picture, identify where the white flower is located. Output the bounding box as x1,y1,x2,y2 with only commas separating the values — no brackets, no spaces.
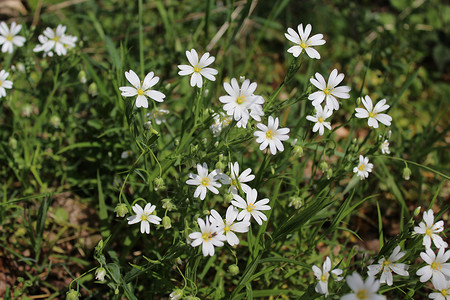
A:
237,95,265,128
146,109,169,125
312,256,343,296
367,246,409,286
429,280,450,300
0,22,26,53
186,163,221,200
178,49,218,88
414,209,448,249
355,96,392,128
119,70,166,108
417,247,450,288
231,188,270,225
0,70,13,98
33,25,77,56
219,78,261,128
210,207,250,246
341,272,385,300
306,105,333,136
219,162,255,194
284,23,326,59
254,116,290,155
127,203,162,234
95,267,106,281
308,69,351,110
189,216,226,256
353,155,373,180
380,140,390,154
210,112,232,136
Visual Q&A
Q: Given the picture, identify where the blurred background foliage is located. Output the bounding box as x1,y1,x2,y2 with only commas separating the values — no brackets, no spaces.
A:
0,0,448,298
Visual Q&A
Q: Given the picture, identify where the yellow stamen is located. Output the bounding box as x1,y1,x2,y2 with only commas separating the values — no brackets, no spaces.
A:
300,41,307,49
137,89,145,95
318,117,324,123
356,289,369,299
246,203,255,212
224,224,231,233
431,262,441,271
140,214,148,221
266,130,275,140
236,95,245,104
7,35,13,41
369,112,375,118
202,232,212,241
231,179,238,188
358,164,365,171
382,260,391,267
201,177,209,186
441,289,448,297
320,274,327,282
54,36,59,42
324,88,331,95
425,228,432,236
194,65,201,73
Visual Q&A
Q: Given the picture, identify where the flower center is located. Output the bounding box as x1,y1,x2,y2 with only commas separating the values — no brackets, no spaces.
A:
324,88,331,95
140,214,148,221
7,35,13,41
194,65,201,73
358,164,365,171
441,289,448,297
425,228,432,236
246,203,255,212
356,289,369,299
382,260,391,267
369,111,375,118
320,274,327,282
201,177,209,186
54,36,60,42
431,262,441,271
300,41,307,49
266,130,275,140
318,117,324,123
137,89,145,95
0,80,2,86
202,232,213,241
224,224,231,233
236,95,245,104
231,179,238,188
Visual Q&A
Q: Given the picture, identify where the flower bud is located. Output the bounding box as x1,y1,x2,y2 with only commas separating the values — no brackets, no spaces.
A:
414,206,421,217
169,289,183,300
78,70,87,84
50,115,61,128
185,296,200,300
239,76,245,83
154,177,166,191
327,168,333,180
95,267,106,281
228,264,239,275
162,198,177,211
288,196,302,209
114,203,128,218
320,161,328,172
215,161,225,172
162,216,172,229
293,145,303,157
9,137,17,150
88,82,98,96
66,289,80,300
403,167,411,180
356,97,361,106
224,193,234,203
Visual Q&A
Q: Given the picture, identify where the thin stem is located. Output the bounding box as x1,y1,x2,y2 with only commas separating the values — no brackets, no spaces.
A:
138,0,144,77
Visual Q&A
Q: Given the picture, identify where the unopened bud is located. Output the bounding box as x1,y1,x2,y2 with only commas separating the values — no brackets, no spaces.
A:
169,289,183,300
154,177,166,191
224,193,234,203
215,161,225,172
356,97,361,106
288,196,302,209
9,137,17,150
95,267,106,281
320,161,328,172
162,198,177,211
403,167,411,180
327,168,333,180
88,82,98,96
414,206,421,217
162,216,172,229
239,76,245,83
114,203,128,217
78,70,87,84
66,289,80,300
293,145,303,157
185,297,200,300
228,264,239,275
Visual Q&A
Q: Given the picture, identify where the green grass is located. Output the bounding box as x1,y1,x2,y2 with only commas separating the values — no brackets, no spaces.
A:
0,0,449,299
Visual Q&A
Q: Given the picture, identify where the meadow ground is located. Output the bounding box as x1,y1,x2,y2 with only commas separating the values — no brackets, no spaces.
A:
0,0,449,299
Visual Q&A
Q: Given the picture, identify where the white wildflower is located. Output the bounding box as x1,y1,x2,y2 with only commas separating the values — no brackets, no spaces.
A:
178,49,218,88
367,246,409,286
308,69,351,110
284,23,326,59
254,116,290,155
119,70,166,108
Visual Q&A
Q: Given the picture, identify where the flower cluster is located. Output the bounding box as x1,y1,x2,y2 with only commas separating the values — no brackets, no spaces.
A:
33,24,77,57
